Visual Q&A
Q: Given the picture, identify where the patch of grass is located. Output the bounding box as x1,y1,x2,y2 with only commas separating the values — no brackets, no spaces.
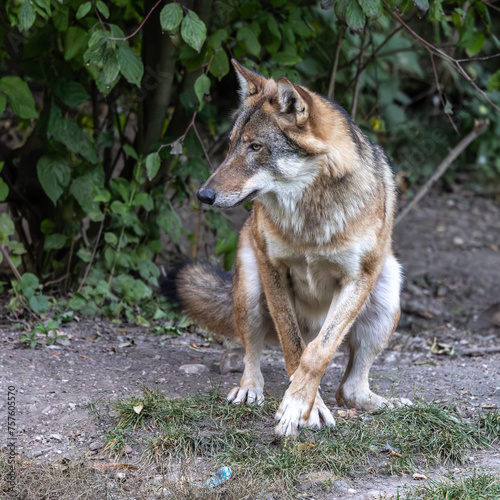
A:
104,388,498,494
408,471,500,499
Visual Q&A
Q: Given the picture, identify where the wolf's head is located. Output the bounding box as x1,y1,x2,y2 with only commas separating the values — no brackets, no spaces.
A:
197,60,358,209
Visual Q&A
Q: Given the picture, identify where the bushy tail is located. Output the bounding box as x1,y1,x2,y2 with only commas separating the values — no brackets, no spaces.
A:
161,261,236,337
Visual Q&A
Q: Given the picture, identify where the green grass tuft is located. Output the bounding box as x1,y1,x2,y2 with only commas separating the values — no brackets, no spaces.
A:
408,471,500,499
103,388,498,492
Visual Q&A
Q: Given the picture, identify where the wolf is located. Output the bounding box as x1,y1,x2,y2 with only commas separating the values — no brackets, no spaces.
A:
165,60,410,436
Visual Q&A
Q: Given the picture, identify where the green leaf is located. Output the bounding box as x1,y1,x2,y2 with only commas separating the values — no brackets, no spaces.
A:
117,43,144,87
145,152,161,181
345,1,366,32
44,233,67,250
21,272,39,291
358,0,383,18
0,213,15,243
132,192,154,211
96,0,109,18
273,48,301,66
69,295,86,310
53,80,89,107
240,1,262,18
53,5,69,31
465,32,485,57
488,70,500,92
104,232,118,246
64,27,88,61
37,154,71,205
0,76,37,119
76,1,92,19
29,295,49,314
210,49,229,80
110,200,128,215
76,248,92,262
123,144,138,160
237,26,261,57
160,3,183,32
0,178,9,202
0,94,6,114
181,10,207,53
413,0,429,12
19,0,35,31
70,177,97,212
194,74,210,109
210,48,229,81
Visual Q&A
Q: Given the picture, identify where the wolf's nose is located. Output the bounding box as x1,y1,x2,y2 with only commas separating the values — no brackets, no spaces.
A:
197,188,216,205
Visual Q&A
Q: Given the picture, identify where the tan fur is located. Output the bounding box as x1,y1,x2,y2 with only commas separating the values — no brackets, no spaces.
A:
185,60,410,435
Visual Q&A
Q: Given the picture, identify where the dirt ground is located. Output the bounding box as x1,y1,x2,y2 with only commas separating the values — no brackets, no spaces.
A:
0,191,499,498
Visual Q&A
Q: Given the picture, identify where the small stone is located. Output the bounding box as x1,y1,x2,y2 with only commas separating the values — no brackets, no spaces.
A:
333,480,349,492
219,349,244,374
89,441,103,451
179,364,209,375
124,445,133,454
347,488,357,494
50,434,63,442
453,236,464,246
116,472,126,480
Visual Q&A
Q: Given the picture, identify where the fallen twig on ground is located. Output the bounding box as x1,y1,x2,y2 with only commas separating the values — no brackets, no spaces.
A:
394,120,489,227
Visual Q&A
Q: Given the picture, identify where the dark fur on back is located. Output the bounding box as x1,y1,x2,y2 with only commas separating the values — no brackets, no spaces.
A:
161,261,236,337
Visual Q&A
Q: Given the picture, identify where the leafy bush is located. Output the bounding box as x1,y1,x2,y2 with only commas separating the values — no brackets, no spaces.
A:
0,0,498,319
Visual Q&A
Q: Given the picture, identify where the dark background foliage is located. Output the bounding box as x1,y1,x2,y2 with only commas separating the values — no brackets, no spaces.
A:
0,0,499,321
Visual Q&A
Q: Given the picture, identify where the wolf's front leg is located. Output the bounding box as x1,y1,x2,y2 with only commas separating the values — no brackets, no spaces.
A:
227,228,273,405
274,279,375,436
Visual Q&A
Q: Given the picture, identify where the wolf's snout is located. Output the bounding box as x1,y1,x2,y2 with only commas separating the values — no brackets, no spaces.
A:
197,188,216,205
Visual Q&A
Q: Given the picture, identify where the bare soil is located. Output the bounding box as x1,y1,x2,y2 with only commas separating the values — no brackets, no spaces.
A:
1,191,499,498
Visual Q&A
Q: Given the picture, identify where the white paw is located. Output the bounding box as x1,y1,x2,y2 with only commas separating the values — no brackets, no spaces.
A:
274,392,335,437
227,386,264,405
337,386,412,412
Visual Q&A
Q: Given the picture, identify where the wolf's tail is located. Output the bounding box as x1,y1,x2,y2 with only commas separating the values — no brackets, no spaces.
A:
161,261,236,337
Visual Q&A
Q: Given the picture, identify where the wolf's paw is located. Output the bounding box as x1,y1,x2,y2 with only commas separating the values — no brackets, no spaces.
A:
274,392,335,437
227,386,264,405
336,386,412,412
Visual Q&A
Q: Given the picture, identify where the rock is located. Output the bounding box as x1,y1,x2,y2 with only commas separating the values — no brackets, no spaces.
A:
179,364,209,375
219,349,244,374
333,480,349,492
49,434,63,442
124,444,133,454
89,441,103,451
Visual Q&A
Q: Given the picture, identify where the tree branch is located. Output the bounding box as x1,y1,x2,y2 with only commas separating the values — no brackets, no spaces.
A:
327,25,345,101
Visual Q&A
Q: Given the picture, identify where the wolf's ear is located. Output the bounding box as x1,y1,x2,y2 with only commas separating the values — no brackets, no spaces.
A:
232,59,266,99
276,77,311,127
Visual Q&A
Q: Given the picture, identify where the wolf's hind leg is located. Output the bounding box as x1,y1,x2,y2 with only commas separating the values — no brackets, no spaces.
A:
336,255,411,411
227,234,273,405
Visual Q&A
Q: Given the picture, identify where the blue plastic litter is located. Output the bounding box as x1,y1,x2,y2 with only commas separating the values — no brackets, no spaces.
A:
199,466,232,489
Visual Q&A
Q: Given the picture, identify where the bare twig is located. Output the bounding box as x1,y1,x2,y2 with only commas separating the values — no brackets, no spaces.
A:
1,244,22,283
351,28,367,120
394,120,489,226
78,215,106,292
109,0,163,41
461,346,500,356
327,25,345,100
387,5,500,114
430,53,459,134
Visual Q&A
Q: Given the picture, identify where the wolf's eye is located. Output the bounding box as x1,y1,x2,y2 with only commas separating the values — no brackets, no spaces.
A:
249,143,262,152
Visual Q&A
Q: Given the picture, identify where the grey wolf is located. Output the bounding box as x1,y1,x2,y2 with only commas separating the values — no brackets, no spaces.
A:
165,60,410,436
